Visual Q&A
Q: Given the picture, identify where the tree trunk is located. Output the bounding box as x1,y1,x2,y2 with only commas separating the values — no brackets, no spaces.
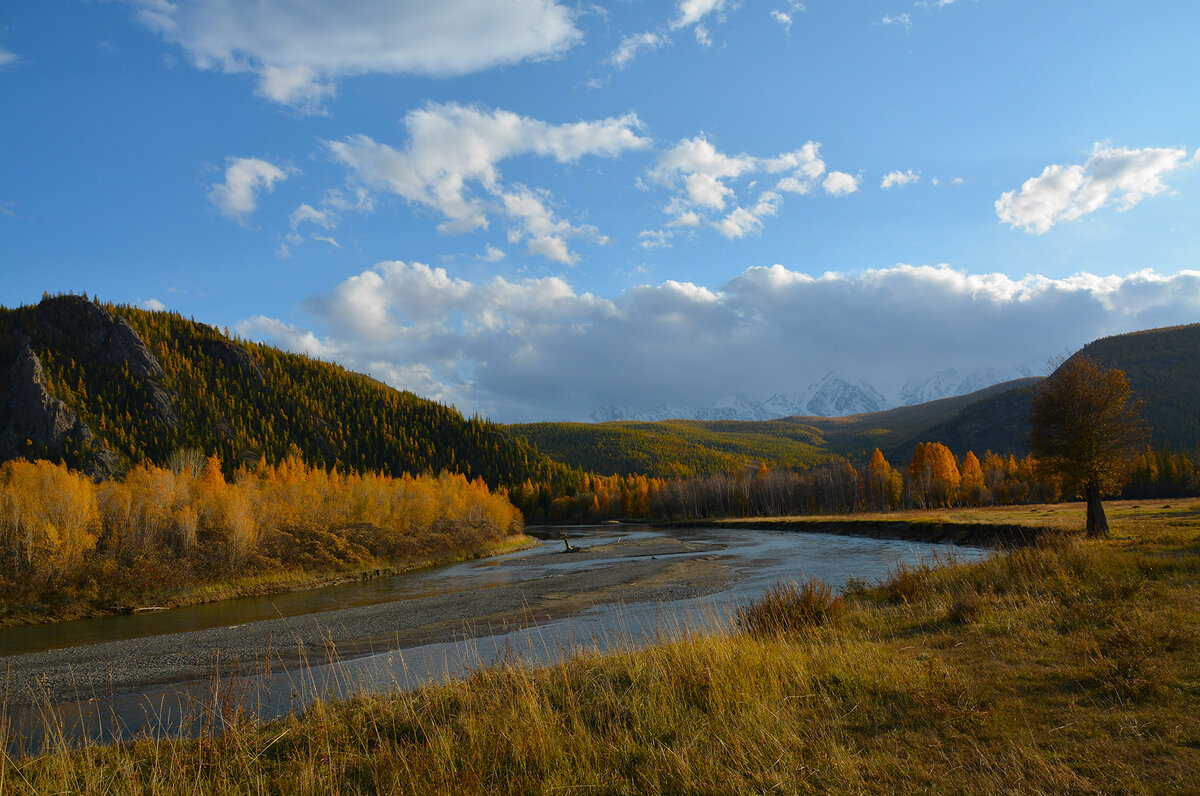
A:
1085,482,1109,537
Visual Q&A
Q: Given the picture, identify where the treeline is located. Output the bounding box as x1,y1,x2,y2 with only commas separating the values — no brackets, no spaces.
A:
1,294,573,491
0,453,522,624
509,443,1200,524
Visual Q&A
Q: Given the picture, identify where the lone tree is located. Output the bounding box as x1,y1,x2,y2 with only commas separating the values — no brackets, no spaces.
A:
1029,356,1148,536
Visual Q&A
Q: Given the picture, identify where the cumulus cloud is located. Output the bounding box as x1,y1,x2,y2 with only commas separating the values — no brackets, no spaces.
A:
0,46,17,67
207,157,290,223
128,0,581,111
239,262,1200,422
326,102,648,264
646,137,852,244
996,143,1193,234
822,171,860,196
239,315,340,360
478,244,507,262
142,298,167,311
881,169,920,189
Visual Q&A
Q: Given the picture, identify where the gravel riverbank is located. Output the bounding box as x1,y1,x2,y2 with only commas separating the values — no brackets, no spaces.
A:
3,537,732,706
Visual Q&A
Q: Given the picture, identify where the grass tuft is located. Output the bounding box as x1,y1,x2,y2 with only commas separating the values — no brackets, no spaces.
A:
737,577,846,636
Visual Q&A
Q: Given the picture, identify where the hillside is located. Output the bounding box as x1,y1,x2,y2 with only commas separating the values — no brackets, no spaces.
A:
0,295,566,488
508,379,1037,477
922,323,1200,457
783,378,1043,461
506,419,828,478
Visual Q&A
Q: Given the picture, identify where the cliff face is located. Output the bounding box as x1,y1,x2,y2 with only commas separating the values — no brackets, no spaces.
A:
35,295,165,379
0,332,119,476
0,296,180,476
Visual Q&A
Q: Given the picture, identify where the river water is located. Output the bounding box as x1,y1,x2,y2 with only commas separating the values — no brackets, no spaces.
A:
1,524,986,752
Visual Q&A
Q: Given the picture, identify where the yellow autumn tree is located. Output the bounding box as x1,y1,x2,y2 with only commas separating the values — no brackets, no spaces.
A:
866,449,903,511
0,459,99,579
959,451,986,505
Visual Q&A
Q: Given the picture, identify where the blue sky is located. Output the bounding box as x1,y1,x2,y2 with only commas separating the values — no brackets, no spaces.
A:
2,1,1199,421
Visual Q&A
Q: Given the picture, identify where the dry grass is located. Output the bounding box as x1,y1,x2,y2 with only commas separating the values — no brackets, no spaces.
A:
4,501,1200,794
738,577,846,636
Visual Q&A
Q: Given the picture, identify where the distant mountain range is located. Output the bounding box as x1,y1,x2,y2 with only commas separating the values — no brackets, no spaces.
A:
589,366,1040,423
515,323,1200,477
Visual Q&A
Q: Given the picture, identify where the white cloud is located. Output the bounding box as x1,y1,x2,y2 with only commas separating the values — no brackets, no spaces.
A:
605,0,747,73
207,157,290,223
770,10,793,34
0,46,17,67
646,137,854,242
237,315,340,360
608,31,666,69
327,102,649,263
881,13,912,28
715,191,782,239
881,169,920,189
822,171,860,196
478,244,507,262
673,0,728,30
290,203,335,231
241,262,1200,421
996,143,1192,234
638,229,673,249
128,0,582,112
142,298,167,311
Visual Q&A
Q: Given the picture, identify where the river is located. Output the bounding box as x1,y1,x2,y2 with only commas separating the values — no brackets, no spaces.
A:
1,524,986,753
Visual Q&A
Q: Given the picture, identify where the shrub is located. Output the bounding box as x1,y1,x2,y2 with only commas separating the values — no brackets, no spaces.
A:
738,578,846,636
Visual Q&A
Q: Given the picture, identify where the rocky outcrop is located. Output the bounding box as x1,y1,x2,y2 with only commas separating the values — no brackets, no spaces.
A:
32,295,179,429
0,333,119,476
198,337,265,385
35,295,164,379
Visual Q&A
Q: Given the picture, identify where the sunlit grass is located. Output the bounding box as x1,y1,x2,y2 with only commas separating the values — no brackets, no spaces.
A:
4,502,1199,793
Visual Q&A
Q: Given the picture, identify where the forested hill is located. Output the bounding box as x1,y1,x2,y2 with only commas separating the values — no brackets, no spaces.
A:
506,419,828,479
0,294,567,488
506,379,1037,478
918,323,1200,458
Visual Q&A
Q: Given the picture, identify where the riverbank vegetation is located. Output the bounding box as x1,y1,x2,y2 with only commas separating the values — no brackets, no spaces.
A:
510,441,1200,523
0,454,523,627
4,500,1197,793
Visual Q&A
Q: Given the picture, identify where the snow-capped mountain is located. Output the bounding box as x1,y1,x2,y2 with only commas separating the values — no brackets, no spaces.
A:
587,365,1041,423
589,373,888,422
802,375,888,417
900,365,1041,406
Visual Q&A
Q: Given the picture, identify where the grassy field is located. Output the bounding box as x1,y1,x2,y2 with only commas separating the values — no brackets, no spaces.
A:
4,499,1199,794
